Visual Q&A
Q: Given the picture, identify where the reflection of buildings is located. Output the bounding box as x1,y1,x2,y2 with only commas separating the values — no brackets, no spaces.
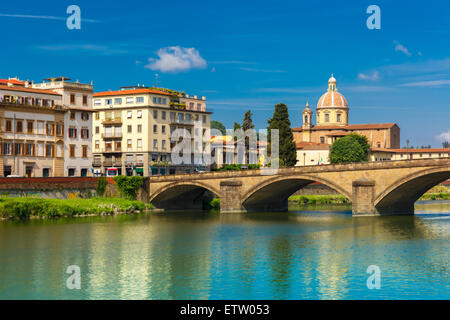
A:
92,85,211,176
293,76,401,166
0,77,94,177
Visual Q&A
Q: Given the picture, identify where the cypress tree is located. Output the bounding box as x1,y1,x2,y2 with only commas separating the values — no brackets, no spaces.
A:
267,103,297,167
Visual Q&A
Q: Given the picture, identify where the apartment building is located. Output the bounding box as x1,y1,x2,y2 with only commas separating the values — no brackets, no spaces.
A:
92,85,211,176
0,77,94,177
33,77,94,176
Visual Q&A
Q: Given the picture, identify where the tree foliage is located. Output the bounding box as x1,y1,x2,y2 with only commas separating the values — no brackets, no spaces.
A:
329,133,370,164
96,176,108,197
210,120,226,135
267,103,297,167
113,176,145,200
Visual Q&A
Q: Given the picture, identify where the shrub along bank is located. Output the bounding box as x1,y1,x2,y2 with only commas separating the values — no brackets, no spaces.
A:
0,197,153,220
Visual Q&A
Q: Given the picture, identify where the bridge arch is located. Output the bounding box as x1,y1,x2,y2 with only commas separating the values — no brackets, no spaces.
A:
374,167,450,215
150,181,220,210
241,174,352,212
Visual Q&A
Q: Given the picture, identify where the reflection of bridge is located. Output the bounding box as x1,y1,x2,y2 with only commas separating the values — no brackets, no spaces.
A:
148,159,450,216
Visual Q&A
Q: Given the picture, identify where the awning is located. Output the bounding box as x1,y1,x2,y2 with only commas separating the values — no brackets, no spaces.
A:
135,168,144,173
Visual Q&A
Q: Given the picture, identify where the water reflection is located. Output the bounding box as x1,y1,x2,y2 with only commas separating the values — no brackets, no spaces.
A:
0,202,448,300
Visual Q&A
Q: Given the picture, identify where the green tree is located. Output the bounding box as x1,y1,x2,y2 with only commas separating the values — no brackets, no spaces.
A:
242,110,255,131
329,133,370,164
96,176,108,197
113,176,145,200
210,120,226,135
267,103,297,167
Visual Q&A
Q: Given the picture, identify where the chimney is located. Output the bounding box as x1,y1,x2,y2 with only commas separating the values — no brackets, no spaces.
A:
202,96,206,100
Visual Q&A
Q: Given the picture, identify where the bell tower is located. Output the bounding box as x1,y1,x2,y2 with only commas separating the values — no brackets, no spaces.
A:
302,101,313,142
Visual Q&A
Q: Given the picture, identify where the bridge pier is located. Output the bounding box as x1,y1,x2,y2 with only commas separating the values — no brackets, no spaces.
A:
352,178,377,216
220,180,244,213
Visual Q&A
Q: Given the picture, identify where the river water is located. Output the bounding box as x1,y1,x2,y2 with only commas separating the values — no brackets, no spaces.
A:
0,201,448,300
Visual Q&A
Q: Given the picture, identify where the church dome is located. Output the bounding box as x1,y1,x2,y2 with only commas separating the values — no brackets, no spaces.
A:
317,75,348,109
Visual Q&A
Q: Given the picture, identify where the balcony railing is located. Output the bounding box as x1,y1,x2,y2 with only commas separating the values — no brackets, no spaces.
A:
102,118,122,125
102,133,122,139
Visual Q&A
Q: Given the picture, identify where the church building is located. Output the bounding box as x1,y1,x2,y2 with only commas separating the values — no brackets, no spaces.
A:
293,75,400,149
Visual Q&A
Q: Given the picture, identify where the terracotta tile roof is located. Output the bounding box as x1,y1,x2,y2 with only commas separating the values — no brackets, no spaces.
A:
325,130,349,136
94,88,171,97
293,123,398,132
371,148,450,153
0,84,60,96
296,141,330,150
0,79,26,86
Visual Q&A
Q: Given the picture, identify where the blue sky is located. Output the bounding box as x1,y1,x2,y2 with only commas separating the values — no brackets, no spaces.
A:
1,0,449,147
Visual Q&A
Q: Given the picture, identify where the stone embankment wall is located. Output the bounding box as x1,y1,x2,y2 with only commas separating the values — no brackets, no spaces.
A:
0,177,115,199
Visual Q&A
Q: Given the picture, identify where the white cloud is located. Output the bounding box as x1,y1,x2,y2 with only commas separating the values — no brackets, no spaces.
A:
394,41,412,56
400,80,450,87
357,71,380,81
145,46,207,73
0,13,98,23
240,67,286,73
437,130,450,141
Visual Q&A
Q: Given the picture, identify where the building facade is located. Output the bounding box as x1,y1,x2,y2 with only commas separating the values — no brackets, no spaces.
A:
92,86,211,176
0,77,94,177
293,75,400,149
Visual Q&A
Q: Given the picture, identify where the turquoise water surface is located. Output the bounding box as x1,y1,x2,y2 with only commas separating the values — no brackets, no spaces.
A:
0,201,448,299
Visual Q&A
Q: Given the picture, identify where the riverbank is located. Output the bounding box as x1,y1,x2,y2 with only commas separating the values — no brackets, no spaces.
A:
0,197,153,220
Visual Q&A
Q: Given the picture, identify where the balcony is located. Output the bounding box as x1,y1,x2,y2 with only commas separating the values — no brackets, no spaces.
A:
93,160,102,167
103,147,122,153
169,102,186,110
103,159,122,167
102,118,122,125
102,133,122,139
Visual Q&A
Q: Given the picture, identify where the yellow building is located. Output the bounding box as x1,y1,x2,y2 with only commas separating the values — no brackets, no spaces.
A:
92,86,211,176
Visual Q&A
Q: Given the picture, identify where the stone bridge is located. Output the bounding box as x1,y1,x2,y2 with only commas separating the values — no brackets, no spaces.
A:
147,158,450,216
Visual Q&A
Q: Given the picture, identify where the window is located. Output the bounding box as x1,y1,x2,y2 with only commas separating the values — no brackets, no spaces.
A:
5,120,12,132
94,99,101,106
153,97,157,104
197,103,202,111
27,121,33,133
162,98,167,105
161,125,166,134
126,97,134,104
46,144,53,157
170,112,175,122
16,120,23,133
137,124,142,133
95,126,99,134
81,169,88,177
320,137,325,144
162,140,166,150
105,111,112,120
14,143,23,155
105,99,113,105
115,98,122,105
337,114,341,122
137,110,142,118
162,111,166,120
137,139,142,149
3,143,11,155
68,168,75,177
115,141,121,151
114,111,121,120
68,127,77,138
95,112,100,120
70,145,76,158
153,139,158,150
127,111,132,119
157,97,162,104
195,114,199,121
70,94,76,104
56,123,63,136
95,140,99,150
190,102,194,109
81,112,89,121
136,97,144,103
127,139,132,151
82,95,88,106
153,110,158,119
25,143,34,156
46,123,54,135
82,145,88,158
186,114,191,124
70,111,76,120
127,125,132,133
202,115,206,124
81,128,89,139
325,114,330,122
153,125,157,133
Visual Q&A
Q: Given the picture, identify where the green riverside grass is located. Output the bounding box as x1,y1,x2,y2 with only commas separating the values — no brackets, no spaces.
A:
0,197,153,220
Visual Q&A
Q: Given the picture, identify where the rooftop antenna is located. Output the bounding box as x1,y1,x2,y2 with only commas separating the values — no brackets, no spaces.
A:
154,74,159,88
